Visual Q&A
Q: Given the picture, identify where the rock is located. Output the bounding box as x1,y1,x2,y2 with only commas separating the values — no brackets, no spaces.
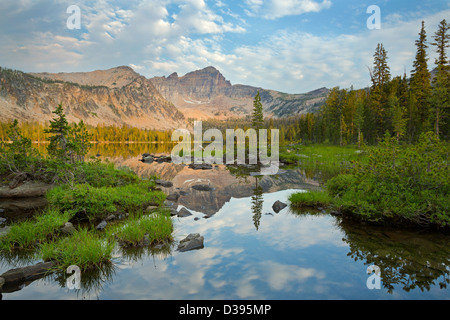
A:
169,208,178,217
189,163,213,170
166,193,181,201
272,200,287,213
177,233,204,252
0,217,6,225
0,261,56,285
155,180,173,188
191,184,213,192
145,206,159,214
141,156,154,164
0,208,4,213
0,181,53,198
177,207,192,218
60,222,75,235
96,220,108,230
0,226,11,237
105,214,116,221
142,153,152,158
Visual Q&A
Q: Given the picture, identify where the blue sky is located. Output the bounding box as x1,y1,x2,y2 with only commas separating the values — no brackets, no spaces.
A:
0,0,449,93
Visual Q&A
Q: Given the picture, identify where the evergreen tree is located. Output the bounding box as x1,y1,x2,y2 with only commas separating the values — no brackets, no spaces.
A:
430,19,450,137
251,91,264,131
410,21,432,135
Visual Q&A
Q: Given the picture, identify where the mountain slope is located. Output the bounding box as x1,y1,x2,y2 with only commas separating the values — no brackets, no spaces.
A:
0,66,186,131
150,66,329,120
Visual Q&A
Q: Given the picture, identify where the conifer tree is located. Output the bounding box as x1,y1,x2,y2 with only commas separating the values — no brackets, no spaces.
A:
410,21,432,135
430,19,450,137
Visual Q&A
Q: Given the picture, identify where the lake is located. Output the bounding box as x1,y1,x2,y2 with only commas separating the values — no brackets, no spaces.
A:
0,143,449,300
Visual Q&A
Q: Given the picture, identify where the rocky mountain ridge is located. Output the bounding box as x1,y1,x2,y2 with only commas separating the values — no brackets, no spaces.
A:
151,66,329,120
0,66,186,131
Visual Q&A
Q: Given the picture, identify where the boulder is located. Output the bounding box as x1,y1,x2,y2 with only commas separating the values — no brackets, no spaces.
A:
0,182,53,198
177,233,204,252
272,200,288,213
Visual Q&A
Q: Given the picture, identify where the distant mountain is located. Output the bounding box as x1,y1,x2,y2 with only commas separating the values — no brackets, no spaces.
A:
151,66,328,120
0,66,186,131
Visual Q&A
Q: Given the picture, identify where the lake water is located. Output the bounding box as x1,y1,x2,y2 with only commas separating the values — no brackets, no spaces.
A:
0,143,449,300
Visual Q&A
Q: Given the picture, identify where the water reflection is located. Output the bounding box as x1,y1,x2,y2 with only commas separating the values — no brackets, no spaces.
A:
1,144,449,299
338,220,450,294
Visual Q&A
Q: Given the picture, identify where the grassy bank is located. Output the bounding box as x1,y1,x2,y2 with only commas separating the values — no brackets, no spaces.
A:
0,110,174,272
289,133,450,230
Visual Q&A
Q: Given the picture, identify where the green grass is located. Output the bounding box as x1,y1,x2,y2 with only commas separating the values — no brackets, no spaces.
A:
289,191,332,209
0,209,73,250
40,228,115,271
46,181,166,221
107,210,173,247
280,144,367,169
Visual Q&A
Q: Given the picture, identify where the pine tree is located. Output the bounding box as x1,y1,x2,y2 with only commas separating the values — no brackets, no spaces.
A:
410,21,432,134
251,91,264,131
370,43,391,88
44,104,71,162
430,19,450,137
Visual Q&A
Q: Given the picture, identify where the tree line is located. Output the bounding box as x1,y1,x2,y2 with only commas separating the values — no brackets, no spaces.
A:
0,120,172,143
273,19,449,146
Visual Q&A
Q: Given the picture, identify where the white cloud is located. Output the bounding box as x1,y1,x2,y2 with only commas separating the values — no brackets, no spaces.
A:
245,0,332,19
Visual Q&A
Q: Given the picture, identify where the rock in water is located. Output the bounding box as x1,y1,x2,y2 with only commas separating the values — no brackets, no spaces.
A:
272,200,287,213
191,184,213,192
177,233,204,252
177,208,192,218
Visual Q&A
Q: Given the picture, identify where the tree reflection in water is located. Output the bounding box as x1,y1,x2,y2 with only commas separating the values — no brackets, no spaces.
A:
337,219,450,294
251,177,264,231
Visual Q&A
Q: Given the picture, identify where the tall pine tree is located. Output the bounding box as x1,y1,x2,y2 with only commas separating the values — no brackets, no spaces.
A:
410,21,432,136
430,19,450,137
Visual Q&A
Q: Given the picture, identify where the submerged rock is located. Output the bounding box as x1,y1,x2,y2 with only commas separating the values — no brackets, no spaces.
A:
189,163,213,170
191,184,213,192
177,233,204,252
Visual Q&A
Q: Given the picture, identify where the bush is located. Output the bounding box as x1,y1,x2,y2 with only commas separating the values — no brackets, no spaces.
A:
332,132,450,227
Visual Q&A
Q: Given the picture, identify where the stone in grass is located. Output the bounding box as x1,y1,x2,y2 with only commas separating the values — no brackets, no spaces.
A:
272,200,287,213
177,233,204,252
60,222,76,235
96,220,108,230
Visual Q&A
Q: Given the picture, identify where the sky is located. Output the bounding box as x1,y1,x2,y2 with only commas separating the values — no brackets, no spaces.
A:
0,0,449,93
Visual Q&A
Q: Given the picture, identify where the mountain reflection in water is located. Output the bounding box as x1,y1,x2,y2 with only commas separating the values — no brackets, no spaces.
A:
0,144,448,300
